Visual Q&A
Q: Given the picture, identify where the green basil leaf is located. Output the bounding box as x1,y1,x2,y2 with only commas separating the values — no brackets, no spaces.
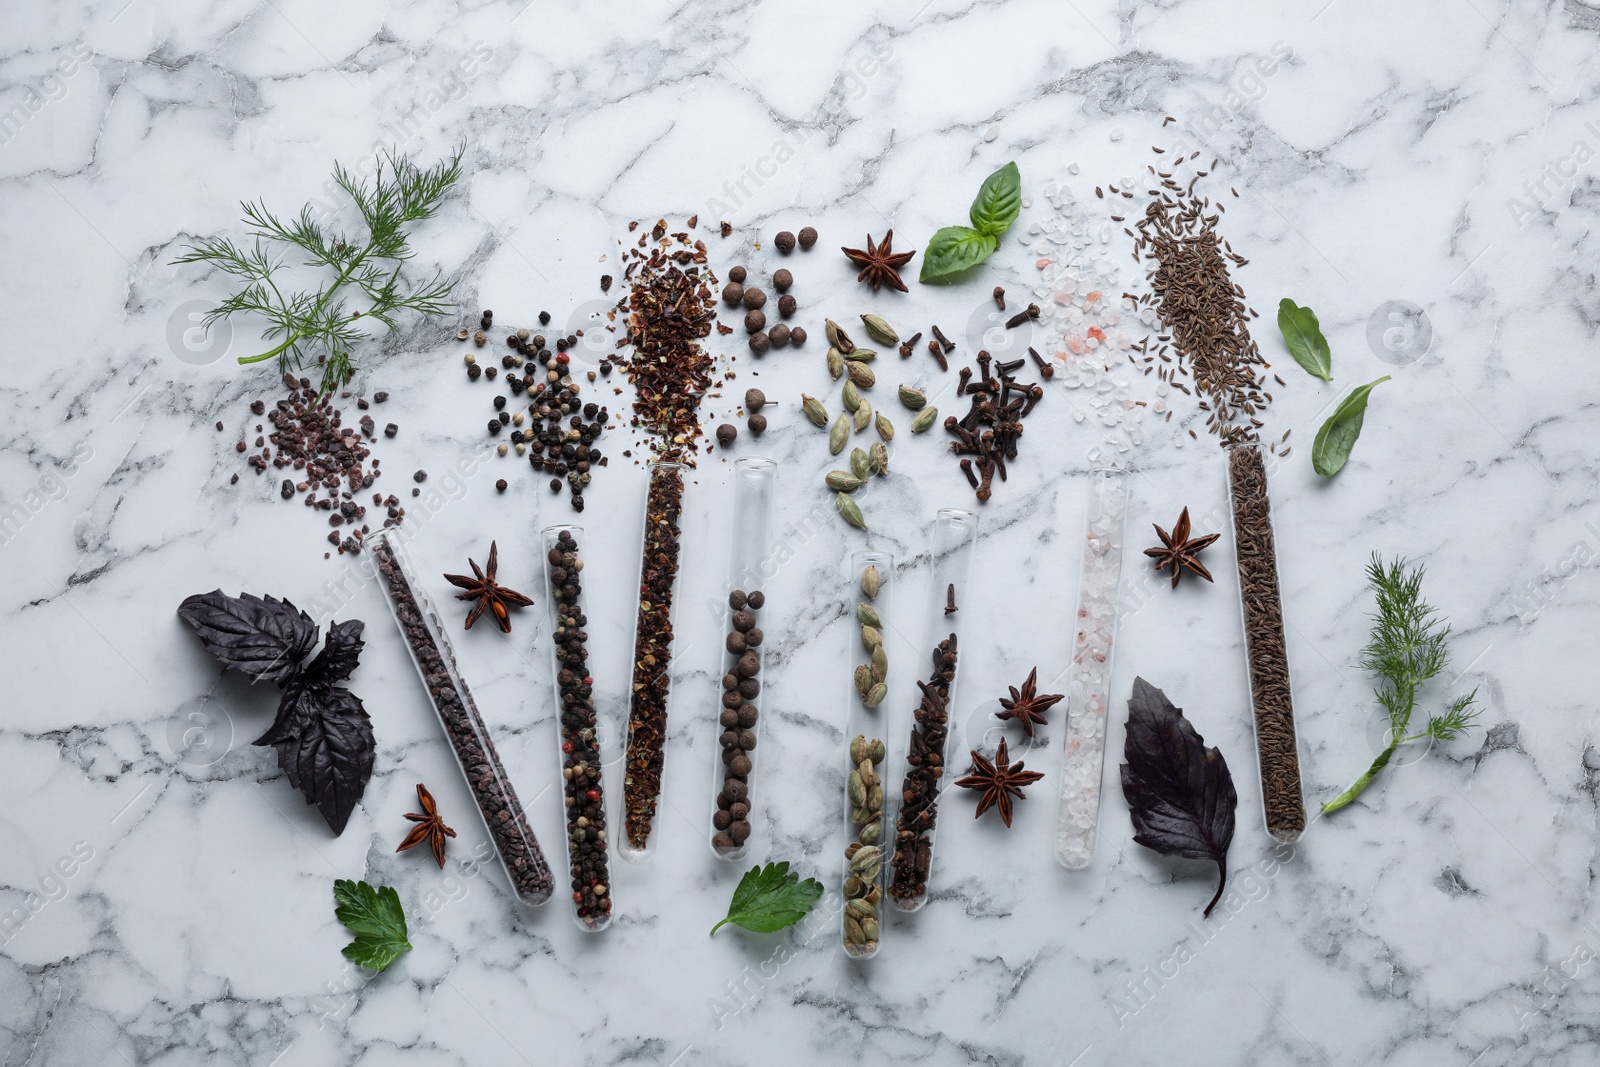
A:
1312,376,1390,477
968,161,1022,237
919,225,999,284
1277,298,1333,381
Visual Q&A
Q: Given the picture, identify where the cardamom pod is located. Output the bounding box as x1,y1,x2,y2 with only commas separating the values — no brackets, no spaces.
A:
860,624,881,652
857,603,882,629
848,770,866,808
829,413,849,455
826,470,865,492
846,361,875,389
858,758,878,789
870,644,887,683
844,914,865,944
864,682,887,707
849,846,880,874
868,738,886,764
802,393,828,427
845,841,862,861
858,859,881,882
847,898,875,920
827,347,844,380
825,318,856,354
860,917,879,941
870,442,889,476
843,347,877,363
911,405,938,433
861,313,898,346
860,565,880,600
836,492,867,529
875,413,893,441
898,384,927,410
854,663,873,695
850,447,870,480
853,399,872,433
851,805,871,825
865,884,882,906
844,874,864,897
858,821,881,845
850,734,868,766
841,379,860,413
867,783,884,810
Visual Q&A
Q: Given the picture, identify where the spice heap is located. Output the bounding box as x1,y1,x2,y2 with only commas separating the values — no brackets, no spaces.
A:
613,220,718,463
888,633,957,905
1228,445,1305,841
843,734,886,957
1055,471,1126,868
713,588,765,854
542,529,614,929
460,308,609,511
621,462,684,853
229,374,402,554
1125,147,1271,445
725,245,809,358
944,351,1044,502
814,316,898,529
373,536,554,905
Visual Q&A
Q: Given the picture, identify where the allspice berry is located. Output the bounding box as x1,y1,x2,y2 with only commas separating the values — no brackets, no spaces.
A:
775,230,796,254
722,281,744,307
744,388,767,410
798,226,818,250
748,332,771,356
789,326,808,347
728,265,747,284
772,268,793,292
743,287,767,310
768,323,791,348
777,294,797,318
744,308,766,333
748,413,767,435
716,423,737,447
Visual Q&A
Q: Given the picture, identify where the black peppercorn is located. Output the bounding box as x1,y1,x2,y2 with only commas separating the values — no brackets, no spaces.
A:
496,479,508,493
468,363,482,380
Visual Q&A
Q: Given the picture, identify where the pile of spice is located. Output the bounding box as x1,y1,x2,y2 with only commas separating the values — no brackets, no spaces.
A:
612,219,719,463
944,351,1044,502
228,374,403,555
372,535,554,905
541,528,614,928
621,461,684,854
1124,145,1272,445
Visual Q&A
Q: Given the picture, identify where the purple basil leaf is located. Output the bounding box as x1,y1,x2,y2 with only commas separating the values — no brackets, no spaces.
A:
253,684,322,748
273,686,375,835
1119,677,1237,918
302,619,365,685
177,590,319,684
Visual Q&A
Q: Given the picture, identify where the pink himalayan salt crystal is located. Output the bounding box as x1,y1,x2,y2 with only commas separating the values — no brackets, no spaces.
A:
1066,336,1086,354
1037,258,1053,269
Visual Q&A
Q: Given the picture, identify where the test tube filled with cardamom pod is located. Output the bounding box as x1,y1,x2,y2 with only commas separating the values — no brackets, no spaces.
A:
1227,444,1306,843
842,551,893,958
710,457,778,860
539,525,614,931
371,532,554,908
1055,469,1128,868
620,460,685,861
888,508,979,911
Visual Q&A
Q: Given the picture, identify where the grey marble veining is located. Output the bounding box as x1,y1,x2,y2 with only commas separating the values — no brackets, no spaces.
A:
1,0,1597,1063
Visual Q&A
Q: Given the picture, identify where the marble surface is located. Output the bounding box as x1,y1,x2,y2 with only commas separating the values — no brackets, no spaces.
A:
2,0,1598,1063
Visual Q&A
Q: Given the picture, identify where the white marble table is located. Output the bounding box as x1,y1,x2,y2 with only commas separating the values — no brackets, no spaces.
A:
2,1,1595,1063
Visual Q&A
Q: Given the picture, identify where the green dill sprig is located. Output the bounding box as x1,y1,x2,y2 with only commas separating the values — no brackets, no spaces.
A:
175,144,464,395
1322,554,1479,814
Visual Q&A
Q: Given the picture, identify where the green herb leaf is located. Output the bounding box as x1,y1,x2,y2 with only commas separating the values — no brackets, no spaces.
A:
919,226,999,284
333,878,412,971
709,861,824,936
1311,375,1390,476
1276,298,1333,381
968,161,1022,237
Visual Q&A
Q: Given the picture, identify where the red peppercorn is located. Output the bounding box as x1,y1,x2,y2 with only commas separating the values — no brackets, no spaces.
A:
586,789,601,802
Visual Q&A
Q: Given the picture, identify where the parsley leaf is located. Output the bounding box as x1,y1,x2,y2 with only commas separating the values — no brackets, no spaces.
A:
709,861,824,936
333,879,412,972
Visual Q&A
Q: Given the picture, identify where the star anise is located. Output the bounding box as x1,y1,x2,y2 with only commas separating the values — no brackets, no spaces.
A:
841,229,917,293
995,667,1064,739
396,783,456,868
1144,506,1220,589
955,737,1045,828
443,540,532,632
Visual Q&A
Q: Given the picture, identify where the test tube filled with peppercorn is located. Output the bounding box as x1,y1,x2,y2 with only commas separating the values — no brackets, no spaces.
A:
710,457,778,860
372,532,554,908
842,550,894,958
539,525,614,931
887,508,979,911
620,460,686,860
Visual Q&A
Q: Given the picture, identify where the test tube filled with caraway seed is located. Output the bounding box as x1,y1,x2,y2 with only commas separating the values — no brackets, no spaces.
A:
1055,469,1127,868
620,460,685,860
539,525,614,931
710,457,777,860
1227,444,1306,843
842,550,893,958
888,508,979,911
372,533,554,907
